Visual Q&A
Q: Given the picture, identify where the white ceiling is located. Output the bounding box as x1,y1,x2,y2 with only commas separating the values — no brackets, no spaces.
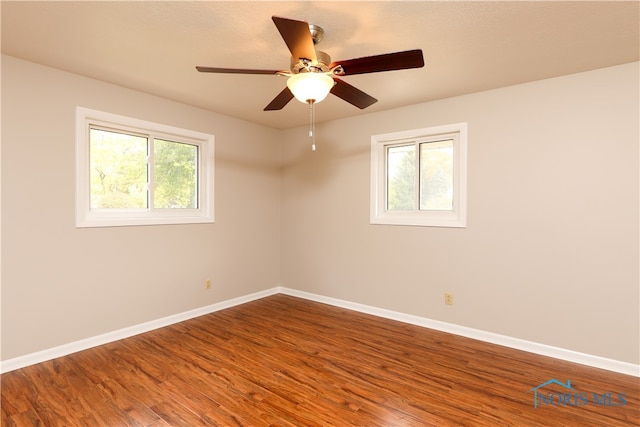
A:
2,1,638,129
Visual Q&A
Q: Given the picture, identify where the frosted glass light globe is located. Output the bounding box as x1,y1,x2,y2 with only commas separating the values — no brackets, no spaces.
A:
287,73,334,104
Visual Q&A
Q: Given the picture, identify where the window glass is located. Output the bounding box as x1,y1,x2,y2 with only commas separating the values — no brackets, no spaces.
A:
89,128,148,209
154,139,198,209
419,140,453,211
387,144,416,211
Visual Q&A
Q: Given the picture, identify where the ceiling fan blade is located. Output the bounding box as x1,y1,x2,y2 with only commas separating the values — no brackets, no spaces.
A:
196,66,281,75
330,49,424,76
264,87,295,111
272,16,317,63
330,78,378,109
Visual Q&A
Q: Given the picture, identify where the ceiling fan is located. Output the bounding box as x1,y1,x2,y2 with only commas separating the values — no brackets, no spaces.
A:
196,16,425,111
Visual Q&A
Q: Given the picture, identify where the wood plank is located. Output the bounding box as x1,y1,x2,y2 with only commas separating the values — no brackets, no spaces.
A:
2,294,638,426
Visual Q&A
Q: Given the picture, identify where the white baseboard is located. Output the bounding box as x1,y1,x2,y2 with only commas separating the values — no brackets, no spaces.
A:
279,287,640,377
3,286,638,377
0,287,280,374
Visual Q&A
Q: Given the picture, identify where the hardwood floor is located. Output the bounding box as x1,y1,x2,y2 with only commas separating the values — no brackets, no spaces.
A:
2,294,638,426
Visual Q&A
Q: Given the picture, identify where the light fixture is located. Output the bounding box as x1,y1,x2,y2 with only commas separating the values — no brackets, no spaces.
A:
286,72,335,151
286,72,334,104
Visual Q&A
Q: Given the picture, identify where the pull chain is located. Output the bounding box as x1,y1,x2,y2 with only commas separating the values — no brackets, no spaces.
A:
308,100,316,151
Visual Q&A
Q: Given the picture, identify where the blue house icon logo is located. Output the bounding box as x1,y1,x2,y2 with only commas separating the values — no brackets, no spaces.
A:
529,379,573,409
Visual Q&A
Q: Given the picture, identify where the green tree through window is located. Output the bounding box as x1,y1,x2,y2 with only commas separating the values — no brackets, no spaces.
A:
386,140,454,212
89,129,199,210
387,145,416,210
90,128,147,209
420,141,453,211
154,139,198,209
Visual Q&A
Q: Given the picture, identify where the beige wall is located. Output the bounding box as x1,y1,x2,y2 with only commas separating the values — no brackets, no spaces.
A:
281,62,639,364
1,56,282,360
3,55,638,366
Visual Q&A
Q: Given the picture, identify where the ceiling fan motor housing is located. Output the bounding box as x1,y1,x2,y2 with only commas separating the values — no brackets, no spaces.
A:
290,50,332,74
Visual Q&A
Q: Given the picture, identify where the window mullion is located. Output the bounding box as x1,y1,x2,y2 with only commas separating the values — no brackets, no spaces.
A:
414,141,420,212
147,137,154,211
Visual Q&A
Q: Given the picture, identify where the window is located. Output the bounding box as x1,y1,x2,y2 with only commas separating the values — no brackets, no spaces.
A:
76,107,214,227
370,123,467,227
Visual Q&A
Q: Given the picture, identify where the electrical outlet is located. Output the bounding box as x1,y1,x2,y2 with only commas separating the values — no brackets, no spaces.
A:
444,293,453,305
205,279,211,290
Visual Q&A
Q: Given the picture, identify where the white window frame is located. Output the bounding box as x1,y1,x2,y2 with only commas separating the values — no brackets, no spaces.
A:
370,123,467,228
76,107,214,228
